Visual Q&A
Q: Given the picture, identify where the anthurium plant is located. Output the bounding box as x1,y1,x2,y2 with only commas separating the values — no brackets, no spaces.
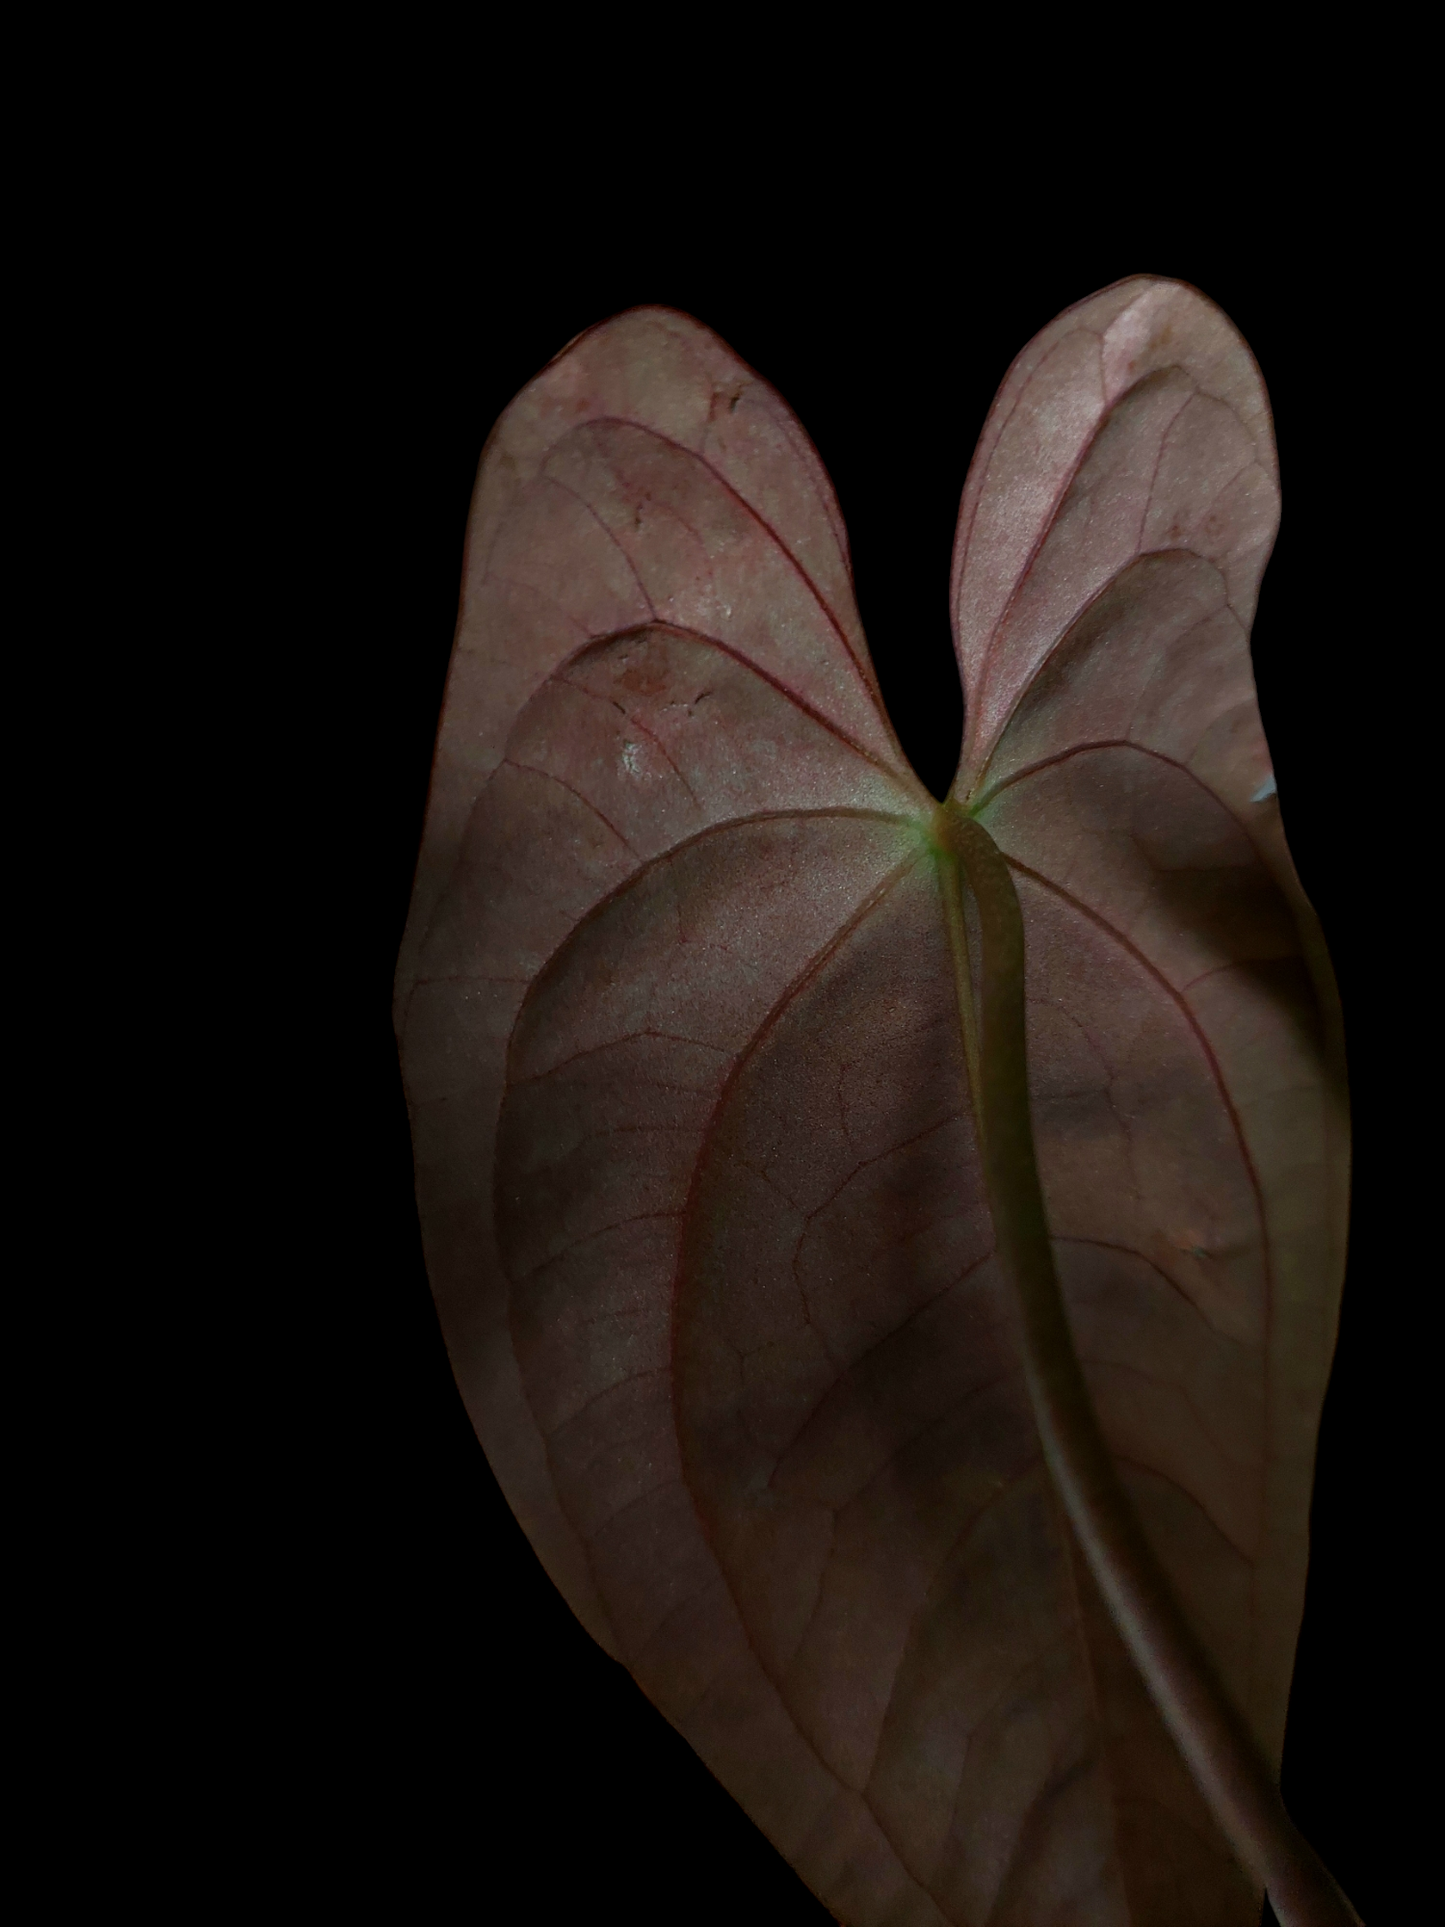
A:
395,279,1359,1925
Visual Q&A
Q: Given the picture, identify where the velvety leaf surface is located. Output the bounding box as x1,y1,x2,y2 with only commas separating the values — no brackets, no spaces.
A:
395,284,1347,1924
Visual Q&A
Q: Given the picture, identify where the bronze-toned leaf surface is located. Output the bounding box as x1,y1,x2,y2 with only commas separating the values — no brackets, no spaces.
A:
395,283,1347,1924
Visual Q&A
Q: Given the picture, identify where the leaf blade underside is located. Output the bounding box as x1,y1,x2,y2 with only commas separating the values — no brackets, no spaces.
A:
396,285,1349,1925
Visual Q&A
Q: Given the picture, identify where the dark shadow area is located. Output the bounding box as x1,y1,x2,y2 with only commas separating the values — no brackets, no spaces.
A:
788,361,966,800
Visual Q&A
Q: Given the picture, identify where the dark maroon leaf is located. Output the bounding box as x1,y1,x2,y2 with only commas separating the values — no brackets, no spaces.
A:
395,283,1353,1924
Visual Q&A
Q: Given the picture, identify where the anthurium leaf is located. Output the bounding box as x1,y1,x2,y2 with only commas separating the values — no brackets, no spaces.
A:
395,284,1351,1925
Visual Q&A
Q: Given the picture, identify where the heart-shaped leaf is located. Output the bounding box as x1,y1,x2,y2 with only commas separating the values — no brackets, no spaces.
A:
395,281,1350,1924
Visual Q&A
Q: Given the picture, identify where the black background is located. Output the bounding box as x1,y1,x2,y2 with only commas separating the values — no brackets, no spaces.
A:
269,202,1416,1923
